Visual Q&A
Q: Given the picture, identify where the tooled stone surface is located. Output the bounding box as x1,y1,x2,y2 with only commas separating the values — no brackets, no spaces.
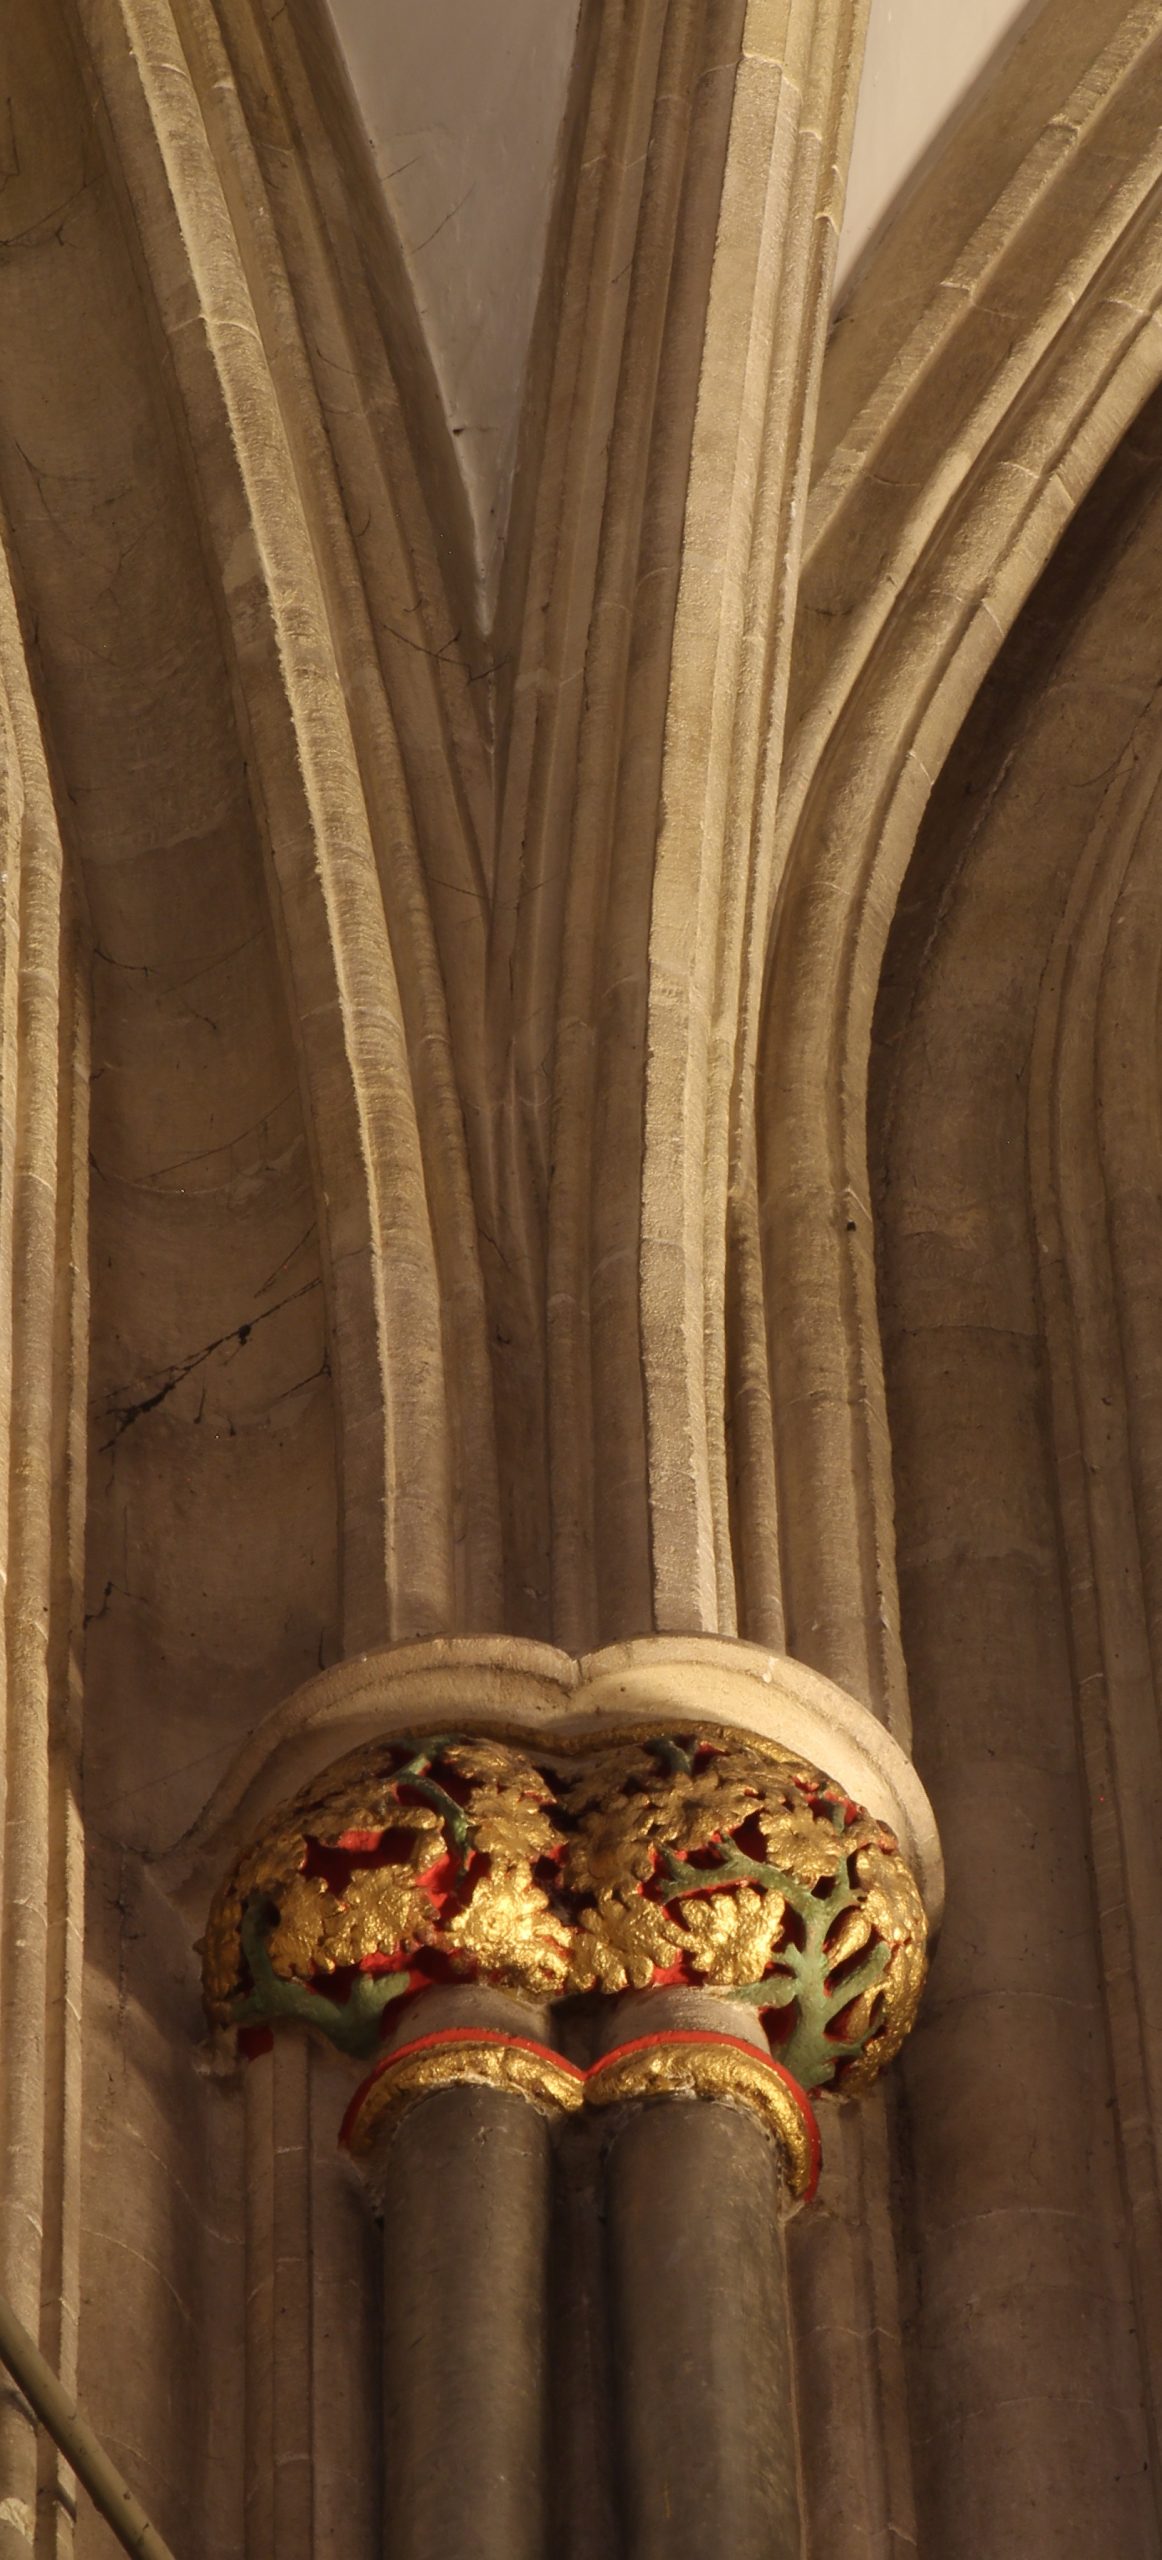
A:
203,1725,927,2094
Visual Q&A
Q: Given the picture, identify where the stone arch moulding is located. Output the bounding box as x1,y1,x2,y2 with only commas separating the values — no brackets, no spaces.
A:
758,0,1162,1735
753,15,1162,2552
76,0,877,1663
866,380,1162,2556
1024,460,1162,2508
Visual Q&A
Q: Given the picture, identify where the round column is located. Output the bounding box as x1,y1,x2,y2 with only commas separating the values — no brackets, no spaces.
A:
346,1990,575,2560
593,1990,805,2560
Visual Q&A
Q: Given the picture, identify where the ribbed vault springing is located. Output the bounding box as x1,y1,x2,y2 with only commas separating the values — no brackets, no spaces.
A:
5,2,1162,2553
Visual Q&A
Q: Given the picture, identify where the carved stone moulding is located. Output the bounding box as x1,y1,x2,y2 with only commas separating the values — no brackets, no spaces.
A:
178,1634,940,1914
195,1637,940,2194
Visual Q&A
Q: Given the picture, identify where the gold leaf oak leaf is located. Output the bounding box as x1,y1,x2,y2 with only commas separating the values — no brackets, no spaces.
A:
755,1800,846,1888
440,1737,549,1788
669,1883,787,1985
202,1743,448,2016
203,1818,313,2013
823,1902,875,1970
437,1742,567,1868
203,1887,249,2014
557,1743,653,1810
561,1791,665,1889
266,1863,430,1980
463,1788,563,1868
442,1862,573,1995
566,1890,687,1995
558,1744,760,1886
638,1769,765,1858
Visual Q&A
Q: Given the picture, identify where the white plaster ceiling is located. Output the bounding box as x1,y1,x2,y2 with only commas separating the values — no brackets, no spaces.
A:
323,0,1048,613
835,0,1050,294
323,0,580,624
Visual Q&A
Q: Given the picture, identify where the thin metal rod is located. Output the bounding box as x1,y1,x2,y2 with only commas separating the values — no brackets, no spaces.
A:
0,2289,179,2560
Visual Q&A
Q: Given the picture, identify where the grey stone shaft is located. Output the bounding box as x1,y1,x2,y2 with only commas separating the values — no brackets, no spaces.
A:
607,2098,801,2560
380,2083,551,2560
370,1982,801,2559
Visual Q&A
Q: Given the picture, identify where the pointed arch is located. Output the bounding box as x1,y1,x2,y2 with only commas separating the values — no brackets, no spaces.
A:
757,0,1162,1722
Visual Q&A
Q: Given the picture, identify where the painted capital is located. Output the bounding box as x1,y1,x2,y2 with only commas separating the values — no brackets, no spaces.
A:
202,1652,936,2196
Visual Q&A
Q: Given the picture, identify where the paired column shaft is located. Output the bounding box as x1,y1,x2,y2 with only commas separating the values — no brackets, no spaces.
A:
600,1989,802,2560
607,2098,799,2560
361,1987,804,2560
380,2083,551,2560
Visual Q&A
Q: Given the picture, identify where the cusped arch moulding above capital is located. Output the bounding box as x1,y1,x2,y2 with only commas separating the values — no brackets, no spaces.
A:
160,1632,943,1940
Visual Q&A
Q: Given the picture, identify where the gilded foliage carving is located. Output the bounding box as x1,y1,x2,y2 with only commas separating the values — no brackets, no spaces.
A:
203,1734,573,2058
204,1724,927,2094
559,1736,924,2089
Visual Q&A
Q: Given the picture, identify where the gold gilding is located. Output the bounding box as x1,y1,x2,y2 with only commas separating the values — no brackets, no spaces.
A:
342,2025,819,2202
202,1732,573,2017
343,2033,585,2152
585,2035,819,2200
204,1723,927,2098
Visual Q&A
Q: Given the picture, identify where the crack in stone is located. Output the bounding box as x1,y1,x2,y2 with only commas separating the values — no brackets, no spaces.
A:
98,1277,321,1449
